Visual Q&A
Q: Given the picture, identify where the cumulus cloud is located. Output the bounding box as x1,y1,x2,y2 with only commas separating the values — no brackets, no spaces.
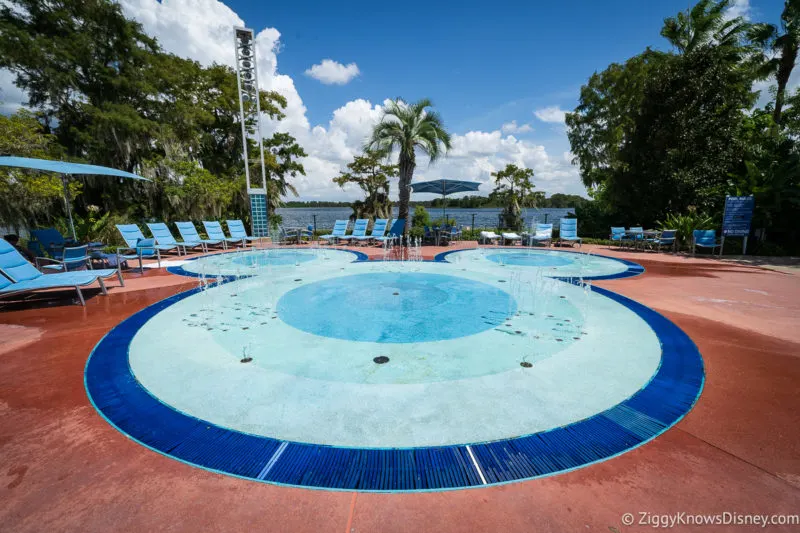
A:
501,120,533,134
725,0,751,20
0,0,585,198
533,106,567,124
305,59,360,85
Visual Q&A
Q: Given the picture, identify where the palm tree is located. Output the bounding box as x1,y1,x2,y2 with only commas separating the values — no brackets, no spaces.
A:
661,0,751,58
750,0,800,125
366,98,451,237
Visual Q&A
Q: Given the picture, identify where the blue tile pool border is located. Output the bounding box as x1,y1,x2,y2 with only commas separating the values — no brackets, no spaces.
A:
85,266,701,493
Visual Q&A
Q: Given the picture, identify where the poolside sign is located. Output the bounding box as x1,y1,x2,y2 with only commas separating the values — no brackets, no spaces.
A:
721,195,754,254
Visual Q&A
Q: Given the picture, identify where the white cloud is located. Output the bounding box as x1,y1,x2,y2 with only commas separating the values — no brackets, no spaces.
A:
0,69,27,113
725,0,751,21
501,120,533,134
0,0,586,198
533,106,567,124
305,59,360,85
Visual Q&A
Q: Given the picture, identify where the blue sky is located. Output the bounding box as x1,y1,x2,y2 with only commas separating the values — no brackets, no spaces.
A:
226,0,782,135
1,0,788,199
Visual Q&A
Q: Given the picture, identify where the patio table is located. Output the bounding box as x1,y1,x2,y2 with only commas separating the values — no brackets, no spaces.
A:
284,227,309,245
623,230,659,249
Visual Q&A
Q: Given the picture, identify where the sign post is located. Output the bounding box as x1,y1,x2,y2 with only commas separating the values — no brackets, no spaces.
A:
721,195,755,255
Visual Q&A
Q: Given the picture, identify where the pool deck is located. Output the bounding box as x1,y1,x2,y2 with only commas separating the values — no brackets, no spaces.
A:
1,243,799,532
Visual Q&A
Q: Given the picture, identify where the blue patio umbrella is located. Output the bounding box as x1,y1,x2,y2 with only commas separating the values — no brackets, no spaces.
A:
409,179,481,223
0,156,150,240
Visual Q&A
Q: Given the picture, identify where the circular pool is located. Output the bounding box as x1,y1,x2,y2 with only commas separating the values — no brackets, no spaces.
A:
86,247,702,491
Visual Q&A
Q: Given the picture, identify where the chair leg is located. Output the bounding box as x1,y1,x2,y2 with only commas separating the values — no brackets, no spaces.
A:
98,277,108,295
75,286,85,306
117,269,125,287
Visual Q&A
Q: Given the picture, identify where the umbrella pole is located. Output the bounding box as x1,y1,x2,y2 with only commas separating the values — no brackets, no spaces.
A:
62,175,77,240
442,181,447,224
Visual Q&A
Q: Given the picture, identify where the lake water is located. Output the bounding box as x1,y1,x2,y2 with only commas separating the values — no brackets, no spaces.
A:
276,207,576,230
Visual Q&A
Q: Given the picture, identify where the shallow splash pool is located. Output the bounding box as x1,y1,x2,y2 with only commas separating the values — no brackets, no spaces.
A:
86,247,703,491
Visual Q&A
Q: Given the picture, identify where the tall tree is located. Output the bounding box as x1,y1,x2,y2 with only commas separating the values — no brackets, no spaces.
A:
491,164,537,230
333,151,398,220
567,0,758,225
0,110,72,231
566,50,661,189
660,0,751,58
366,98,451,236
262,132,307,216
750,0,800,125
0,0,295,232
0,0,161,169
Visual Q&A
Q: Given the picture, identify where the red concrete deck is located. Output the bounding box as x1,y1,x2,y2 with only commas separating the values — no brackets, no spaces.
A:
1,243,799,532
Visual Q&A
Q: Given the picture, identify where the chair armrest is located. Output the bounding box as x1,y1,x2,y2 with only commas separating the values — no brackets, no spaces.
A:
36,256,63,268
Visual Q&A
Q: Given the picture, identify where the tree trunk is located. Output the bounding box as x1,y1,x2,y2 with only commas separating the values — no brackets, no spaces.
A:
397,154,415,237
773,40,798,126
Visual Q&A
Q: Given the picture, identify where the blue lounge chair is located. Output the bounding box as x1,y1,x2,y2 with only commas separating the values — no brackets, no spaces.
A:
226,219,261,246
693,229,721,256
339,219,368,243
203,221,243,249
28,228,78,259
651,229,676,252
624,226,644,248
116,224,179,269
147,222,205,255
35,244,91,272
320,220,349,244
436,225,455,246
0,239,123,306
175,222,224,252
354,219,389,245
448,225,462,242
559,218,581,248
610,227,626,247
528,223,553,247
376,219,406,243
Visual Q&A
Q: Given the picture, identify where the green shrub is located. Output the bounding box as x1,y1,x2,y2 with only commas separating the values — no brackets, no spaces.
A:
411,205,430,228
657,212,714,250
409,226,424,240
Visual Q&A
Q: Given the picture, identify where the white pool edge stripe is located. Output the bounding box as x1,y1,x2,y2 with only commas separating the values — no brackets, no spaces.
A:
257,441,289,479
466,445,488,485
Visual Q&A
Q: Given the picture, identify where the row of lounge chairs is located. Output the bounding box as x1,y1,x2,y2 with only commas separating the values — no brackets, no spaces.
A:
319,219,405,245
0,238,123,306
480,219,581,248
610,227,720,254
116,219,260,268
0,219,261,306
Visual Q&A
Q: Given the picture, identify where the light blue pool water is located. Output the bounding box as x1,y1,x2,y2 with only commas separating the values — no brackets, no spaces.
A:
277,272,516,343
129,248,658,448
486,251,573,267
232,249,316,267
